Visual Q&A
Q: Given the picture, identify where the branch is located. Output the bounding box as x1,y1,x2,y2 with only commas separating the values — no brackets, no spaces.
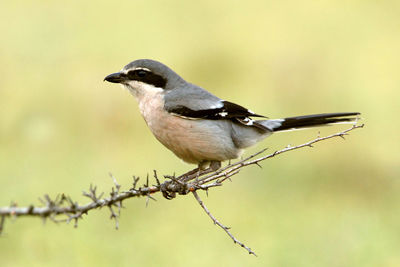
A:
196,123,364,187
192,191,256,256
0,123,364,255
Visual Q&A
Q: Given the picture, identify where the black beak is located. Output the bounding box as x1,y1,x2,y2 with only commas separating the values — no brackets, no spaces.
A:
104,72,127,83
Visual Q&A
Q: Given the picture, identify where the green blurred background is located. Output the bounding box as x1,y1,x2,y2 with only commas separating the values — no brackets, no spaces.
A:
0,0,399,266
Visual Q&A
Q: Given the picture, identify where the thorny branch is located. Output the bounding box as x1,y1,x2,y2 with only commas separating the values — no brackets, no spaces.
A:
192,190,257,256
0,124,363,255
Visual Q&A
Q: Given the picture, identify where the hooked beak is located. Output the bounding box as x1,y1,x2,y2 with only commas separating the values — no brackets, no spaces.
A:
104,72,127,83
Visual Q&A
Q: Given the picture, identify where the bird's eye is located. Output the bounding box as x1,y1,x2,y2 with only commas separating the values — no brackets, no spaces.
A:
136,70,148,78
127,69,149,79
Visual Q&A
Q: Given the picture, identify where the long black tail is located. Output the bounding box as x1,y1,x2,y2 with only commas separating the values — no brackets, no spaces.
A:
261,112,360,132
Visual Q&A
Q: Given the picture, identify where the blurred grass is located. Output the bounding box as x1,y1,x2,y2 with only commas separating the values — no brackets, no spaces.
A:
0,0,399,266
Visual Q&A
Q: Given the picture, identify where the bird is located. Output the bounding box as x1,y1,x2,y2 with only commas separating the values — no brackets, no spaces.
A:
104,59,360,176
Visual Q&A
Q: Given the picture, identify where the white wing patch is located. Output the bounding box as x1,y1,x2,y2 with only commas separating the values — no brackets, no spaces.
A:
242,117,254,125
262,119,284,130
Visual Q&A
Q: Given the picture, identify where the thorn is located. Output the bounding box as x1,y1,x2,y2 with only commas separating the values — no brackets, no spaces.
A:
0,216,5,234
109,173,121,192
132,176,140,189
153,170,161,186
148,194,157,201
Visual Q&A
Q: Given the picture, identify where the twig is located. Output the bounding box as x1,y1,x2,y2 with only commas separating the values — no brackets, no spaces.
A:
0,216,5,234
0,123,364,254
192,191,256,256
0,185,159,219
197,124,364,186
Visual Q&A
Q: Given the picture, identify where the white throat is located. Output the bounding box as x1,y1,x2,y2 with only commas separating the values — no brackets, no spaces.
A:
122,81,165,122
123,81,164,100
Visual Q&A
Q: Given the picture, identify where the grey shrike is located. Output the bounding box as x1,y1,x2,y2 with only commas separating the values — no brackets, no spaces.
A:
105,59,359,173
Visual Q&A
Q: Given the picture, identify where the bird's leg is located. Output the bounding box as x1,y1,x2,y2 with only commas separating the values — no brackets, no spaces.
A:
184,161,221,182
209,161,222,172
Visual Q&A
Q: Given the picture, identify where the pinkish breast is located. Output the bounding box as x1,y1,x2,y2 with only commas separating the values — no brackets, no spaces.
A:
137,92,240,164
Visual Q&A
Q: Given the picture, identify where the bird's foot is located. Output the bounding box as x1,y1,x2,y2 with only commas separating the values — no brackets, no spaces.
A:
160,182,176,200
160,176,189,200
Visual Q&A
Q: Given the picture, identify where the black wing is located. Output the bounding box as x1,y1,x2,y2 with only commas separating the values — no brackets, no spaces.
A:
167,100,269,130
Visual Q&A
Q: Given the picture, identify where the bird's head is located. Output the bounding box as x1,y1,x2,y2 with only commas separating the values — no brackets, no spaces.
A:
104,59,184,96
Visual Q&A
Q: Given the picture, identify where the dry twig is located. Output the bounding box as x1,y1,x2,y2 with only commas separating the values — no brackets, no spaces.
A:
192,190,256,256
0,123,364,255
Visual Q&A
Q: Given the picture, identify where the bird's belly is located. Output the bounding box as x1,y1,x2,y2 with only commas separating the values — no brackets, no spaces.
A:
139,96,240,164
